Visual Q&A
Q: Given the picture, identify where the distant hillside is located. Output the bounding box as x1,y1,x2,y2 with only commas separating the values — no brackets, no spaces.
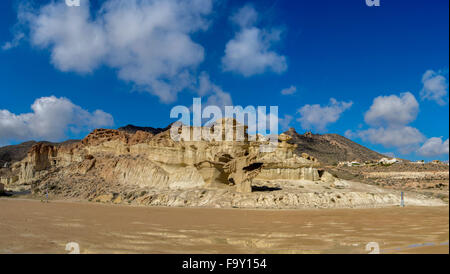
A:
0,141,37,166
0,140,79,167
284,128,385,165
118,124,171,135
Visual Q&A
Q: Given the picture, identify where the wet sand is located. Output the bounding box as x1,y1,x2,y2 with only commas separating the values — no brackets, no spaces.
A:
0,198,448,254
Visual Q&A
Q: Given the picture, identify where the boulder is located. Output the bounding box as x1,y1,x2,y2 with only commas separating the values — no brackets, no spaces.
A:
320,171,336,183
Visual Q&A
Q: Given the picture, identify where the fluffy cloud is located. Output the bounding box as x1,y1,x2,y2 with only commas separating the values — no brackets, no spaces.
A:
2,32,24,50
417,137,449,157
12,0,212,103
382,152,396,158
197,72,233,110
230,4,258,28
364,92,419,127
420,70,448,106
222,5,287,77
0,96,113,144
297,98,353,132
279,114,293,130
281,86,297,95
355,126,425,152
347,92,427,154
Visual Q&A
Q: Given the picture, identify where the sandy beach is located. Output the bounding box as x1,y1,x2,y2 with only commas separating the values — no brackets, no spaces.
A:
0,198,448,254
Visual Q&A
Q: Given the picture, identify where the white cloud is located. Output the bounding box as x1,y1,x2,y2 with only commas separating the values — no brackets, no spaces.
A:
279,114,293,130
12,0,213,103
382,152,396,158
222,5,287,77
25,1,107,73
420,70,448,106
344,129,356,139
281,86,297,95
355,126,425,152
347,92,426,154
230,4,258,28
297,98,353,132
197,72,233,110
417,137,449,157
0,96,113,144
205,91,233,110
364,92,419,127
2,32,24,50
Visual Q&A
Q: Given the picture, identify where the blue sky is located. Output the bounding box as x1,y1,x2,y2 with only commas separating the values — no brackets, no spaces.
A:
0,0,448,161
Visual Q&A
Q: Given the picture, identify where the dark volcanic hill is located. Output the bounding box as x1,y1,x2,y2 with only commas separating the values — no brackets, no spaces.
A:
118,124,171,135
284,128,385,165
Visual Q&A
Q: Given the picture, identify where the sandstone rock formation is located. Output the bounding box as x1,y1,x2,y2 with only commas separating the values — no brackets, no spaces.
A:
0,120,445,209
9,120,329,191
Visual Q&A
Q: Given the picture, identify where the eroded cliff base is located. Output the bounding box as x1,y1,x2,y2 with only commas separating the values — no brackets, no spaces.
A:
28,174,444,209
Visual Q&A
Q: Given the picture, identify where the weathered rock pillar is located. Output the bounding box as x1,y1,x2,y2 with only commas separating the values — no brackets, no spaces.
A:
236,179,252,193
225,155,263,194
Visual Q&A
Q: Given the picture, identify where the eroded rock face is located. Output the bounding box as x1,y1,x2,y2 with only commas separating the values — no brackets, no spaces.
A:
1,120,363,207
1,119,447,208
8,121,330,192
